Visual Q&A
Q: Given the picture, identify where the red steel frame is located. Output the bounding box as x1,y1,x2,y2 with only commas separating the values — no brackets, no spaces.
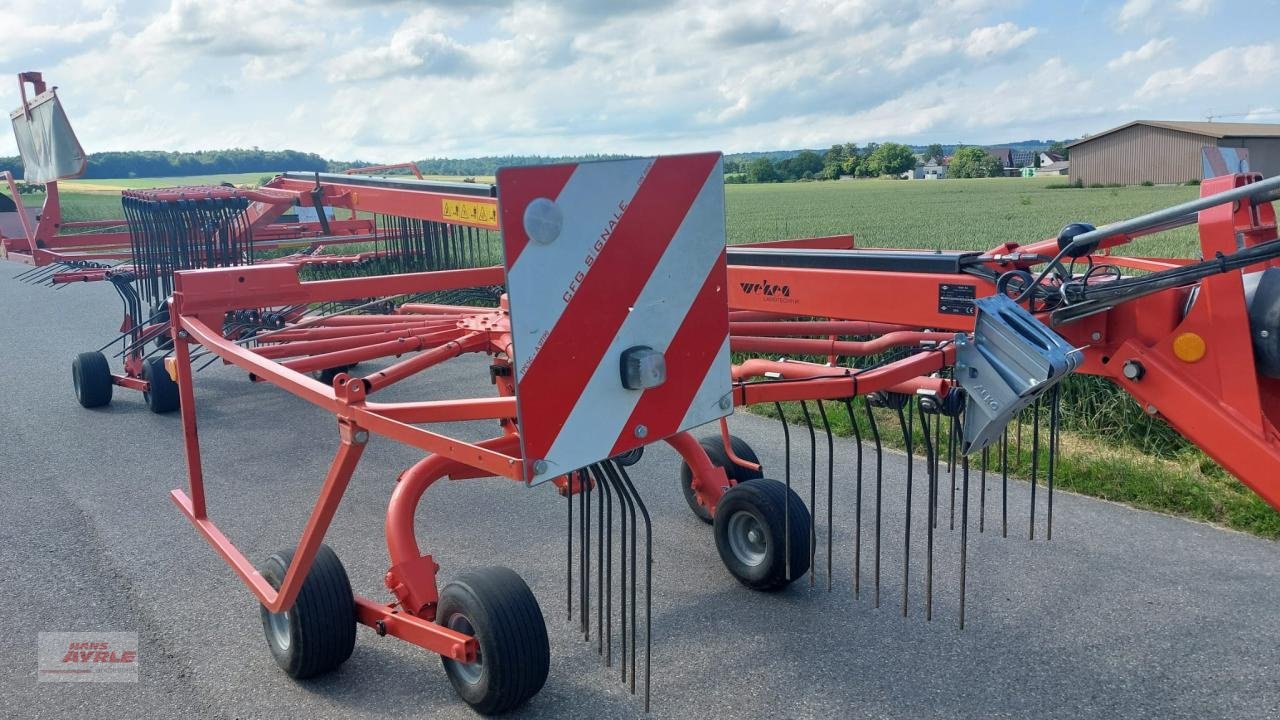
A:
722,173,1280,512
165,261,730,661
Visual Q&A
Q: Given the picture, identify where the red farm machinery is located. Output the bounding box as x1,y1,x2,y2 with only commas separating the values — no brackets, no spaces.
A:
7,72,1280,715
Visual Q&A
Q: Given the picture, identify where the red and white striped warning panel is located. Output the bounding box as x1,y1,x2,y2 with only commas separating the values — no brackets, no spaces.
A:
497,153,732,484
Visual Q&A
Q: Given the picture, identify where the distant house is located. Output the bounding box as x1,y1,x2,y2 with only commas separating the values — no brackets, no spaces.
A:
923,161,946,179
901,162,926,180
1036,160,1070,177
1068,120,1280,185
983,147,1026,176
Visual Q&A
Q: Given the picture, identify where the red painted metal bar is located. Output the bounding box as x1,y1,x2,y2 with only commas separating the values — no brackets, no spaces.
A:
730,331,951,358
362,332,487,393
354,596,476,662
668,431,732,515
173,308,524,481
280,330,474,374
256,327,467,361
729,320,916,336
732,346,957,405
363,397,517,424
266,176,499,231
171,424,366,613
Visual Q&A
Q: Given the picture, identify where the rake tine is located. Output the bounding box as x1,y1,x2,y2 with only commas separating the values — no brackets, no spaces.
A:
774,402,793,581
610,461,651,711
1030,396,1041,541
817,400,834,592
959,421,971,630
598,463,606,655
603,465,614,666
865,398,883,608
933,403,942,529
583,468,591,642
13,265,44,281
918,400,936,621
842,398,863,598
567,473,573,623
799,401,818,587
1047,385,1061,541
612,459,636,685
980,446,989,533
949,414,957,530
895,403,913,617
1016,408,1024,461
1002,426,1009,538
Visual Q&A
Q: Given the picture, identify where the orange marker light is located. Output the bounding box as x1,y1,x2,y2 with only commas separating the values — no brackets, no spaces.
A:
1173,332,1207,363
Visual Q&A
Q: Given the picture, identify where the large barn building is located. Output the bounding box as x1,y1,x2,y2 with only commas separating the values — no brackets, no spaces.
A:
1067,120,1280,186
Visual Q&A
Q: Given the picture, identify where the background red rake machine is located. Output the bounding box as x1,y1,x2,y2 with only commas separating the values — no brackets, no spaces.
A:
673,170,1280,633
166,154,741,714
2,72,508,415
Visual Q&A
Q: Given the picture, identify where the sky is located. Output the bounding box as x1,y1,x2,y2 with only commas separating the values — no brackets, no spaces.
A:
3,0,1279,161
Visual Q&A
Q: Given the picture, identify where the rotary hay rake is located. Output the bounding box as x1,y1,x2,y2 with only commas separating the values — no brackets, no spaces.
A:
10,73,1280,720
2,73,509,414
138,140,1280,716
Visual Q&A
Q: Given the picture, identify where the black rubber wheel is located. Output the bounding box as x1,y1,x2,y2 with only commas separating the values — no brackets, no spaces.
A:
71,351,113,408
713,478,811,591
438,567,550,715
316,364,357,385
151,306,173,351
680,434,763,523
142,357,180,414
257,544,357,679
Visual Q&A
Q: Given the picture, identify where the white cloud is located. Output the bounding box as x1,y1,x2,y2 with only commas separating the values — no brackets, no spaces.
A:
963,22,1038,59
1120,0,1215,28
0,1,119,63
327,10,474,82
1138,43,1280,99
1176,0,1214,15
1107,37,1174,69
0,0,1273,161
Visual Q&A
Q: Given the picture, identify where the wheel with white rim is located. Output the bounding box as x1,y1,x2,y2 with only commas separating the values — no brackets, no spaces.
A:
437,566,549,715
713,478,810,591
257,544,356,679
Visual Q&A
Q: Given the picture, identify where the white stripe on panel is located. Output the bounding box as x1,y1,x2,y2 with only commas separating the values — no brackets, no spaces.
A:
506,158,654,381
534,163,725,480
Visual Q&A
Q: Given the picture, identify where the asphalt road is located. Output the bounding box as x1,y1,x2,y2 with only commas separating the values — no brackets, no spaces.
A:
4,272,1280,720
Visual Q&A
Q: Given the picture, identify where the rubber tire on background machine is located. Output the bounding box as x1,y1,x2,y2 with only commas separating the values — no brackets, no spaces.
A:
72,351,113,408
437,567,550,715
142,357,180,414
316,364,358,386
713,478,811,591
257,544,357,679
680,434,763,523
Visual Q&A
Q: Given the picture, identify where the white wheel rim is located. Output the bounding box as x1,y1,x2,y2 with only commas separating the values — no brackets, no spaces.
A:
727,511,768,566
445,612,483,685
267,608,291,651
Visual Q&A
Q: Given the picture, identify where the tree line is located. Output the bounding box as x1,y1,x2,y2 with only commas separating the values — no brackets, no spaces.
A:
724,140,1060,183
0,148,331,179
0,148,633,181
0,141,1071,183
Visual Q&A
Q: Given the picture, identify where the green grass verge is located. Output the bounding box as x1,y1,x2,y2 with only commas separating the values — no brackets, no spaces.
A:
752,398,1280,539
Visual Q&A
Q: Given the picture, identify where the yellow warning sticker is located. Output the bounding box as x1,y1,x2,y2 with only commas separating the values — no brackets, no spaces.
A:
442,198,498,227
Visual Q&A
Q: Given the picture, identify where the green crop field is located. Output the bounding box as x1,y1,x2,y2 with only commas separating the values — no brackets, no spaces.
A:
725,176,1202,258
